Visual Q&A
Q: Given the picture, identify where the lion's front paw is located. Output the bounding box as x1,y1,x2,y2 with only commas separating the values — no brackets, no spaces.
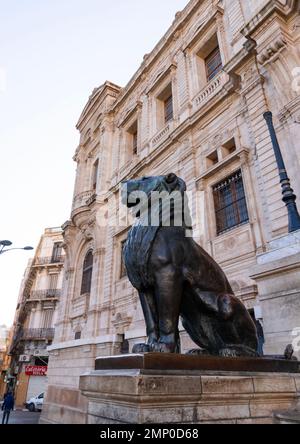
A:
219,345,259,358
219,348,239,358
187,349,212,356
132,343,150,354
152,342,177,353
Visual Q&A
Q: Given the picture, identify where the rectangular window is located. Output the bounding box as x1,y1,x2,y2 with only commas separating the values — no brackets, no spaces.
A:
205,47,222,82
75,331,81,340
164,94,173,124
81,251,93,295
127,120,138,155
132,129,138,155
120,240,127,279
51,243,63,263
41,309,54,329
49,274,58,290
213,170,249,235
92,159,99,191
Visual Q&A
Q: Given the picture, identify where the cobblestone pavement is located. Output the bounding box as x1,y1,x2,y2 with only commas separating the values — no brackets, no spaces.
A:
1,410,41,424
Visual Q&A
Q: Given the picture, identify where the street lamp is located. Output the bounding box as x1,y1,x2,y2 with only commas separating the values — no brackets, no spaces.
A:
264,111,300,233
0,240,34,255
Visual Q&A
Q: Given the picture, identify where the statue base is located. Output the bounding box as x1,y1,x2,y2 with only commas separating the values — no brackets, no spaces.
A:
94,352,299,373
79,354,300,424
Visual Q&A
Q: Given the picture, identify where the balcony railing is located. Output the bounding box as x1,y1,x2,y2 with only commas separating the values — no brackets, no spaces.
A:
34,256,64,266
194,71,228,110
21,328,55,340
30,289,61,300
72,190,95,211
151,124,170,148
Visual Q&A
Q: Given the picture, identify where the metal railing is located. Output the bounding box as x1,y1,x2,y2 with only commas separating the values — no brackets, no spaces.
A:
34,255,64,266
21,328,55,340
30,289,61,300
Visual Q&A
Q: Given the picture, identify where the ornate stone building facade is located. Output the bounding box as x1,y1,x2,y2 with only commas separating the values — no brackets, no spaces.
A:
9,228,64,407
41,0,300,424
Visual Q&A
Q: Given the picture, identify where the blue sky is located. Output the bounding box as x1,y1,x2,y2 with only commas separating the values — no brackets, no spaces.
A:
0,0,188,326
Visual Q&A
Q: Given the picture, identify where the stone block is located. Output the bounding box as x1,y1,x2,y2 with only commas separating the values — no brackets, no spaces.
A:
196,403,250,422
253,377,297,393
249,400,296,418
236,418,273,424
201,376,254,394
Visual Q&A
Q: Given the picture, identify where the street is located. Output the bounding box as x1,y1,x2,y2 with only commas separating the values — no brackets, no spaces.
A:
1,410,40,425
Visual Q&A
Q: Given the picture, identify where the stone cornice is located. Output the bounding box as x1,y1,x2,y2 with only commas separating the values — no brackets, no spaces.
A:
117,100,143,129
241,0,298,38
110,0,206,112
182,5,224,52
145,63,177,96
47,334,122,352
223,39,257,75
196,147,250,182
76,81,121,131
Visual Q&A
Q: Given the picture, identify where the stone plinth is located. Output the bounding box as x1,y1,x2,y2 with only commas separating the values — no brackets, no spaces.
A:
94,353,300,373
251,230,300,359
80,354,300,424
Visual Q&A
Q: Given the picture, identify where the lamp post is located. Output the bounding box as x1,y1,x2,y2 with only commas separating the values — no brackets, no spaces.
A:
263,111,300,233
0,240,34,255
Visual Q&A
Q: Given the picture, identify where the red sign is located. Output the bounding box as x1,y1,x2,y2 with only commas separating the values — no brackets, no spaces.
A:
25,366,47,376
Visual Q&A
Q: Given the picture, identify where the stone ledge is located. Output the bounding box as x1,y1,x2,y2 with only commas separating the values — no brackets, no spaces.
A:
94,353,300,373
80,369,300,424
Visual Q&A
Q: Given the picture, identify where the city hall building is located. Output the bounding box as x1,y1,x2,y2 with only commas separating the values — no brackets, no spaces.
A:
40,0,300,424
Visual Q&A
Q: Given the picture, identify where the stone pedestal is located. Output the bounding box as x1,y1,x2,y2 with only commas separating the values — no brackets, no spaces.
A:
251,230,300,359
79,354,300,424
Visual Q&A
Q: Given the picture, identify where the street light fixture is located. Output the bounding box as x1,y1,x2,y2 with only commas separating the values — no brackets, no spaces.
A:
0,240,34,255
264,111,300,232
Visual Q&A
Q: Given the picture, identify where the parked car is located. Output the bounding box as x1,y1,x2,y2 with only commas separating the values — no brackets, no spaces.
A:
25,392,44,412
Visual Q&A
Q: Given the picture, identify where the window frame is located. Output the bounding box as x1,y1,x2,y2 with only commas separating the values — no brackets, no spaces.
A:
92,159,99,191
213,170,249,236
155,82,173,130
164,93,174,124
205,46,223,82
80,250,94,295
120,240,127,279
51,242,63,263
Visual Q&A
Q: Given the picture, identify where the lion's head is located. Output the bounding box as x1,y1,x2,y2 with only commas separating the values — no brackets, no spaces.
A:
122,173,186,207
122,174,191,228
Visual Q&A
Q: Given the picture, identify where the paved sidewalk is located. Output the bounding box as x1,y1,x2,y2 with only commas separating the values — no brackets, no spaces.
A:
1,410,41,424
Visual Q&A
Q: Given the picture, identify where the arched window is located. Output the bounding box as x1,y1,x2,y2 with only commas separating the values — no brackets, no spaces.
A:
80,251,93,295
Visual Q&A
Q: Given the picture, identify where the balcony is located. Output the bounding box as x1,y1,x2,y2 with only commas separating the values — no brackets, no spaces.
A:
29,289,61,300
151,123,170,148
193,71,229,110
34,256,64,266
72,190,95,211
21,328,55,340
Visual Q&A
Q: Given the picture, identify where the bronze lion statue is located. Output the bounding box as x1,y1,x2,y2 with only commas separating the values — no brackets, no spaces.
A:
122,173,258,357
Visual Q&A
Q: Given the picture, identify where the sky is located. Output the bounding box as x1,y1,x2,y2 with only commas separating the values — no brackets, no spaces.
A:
0,0,188,327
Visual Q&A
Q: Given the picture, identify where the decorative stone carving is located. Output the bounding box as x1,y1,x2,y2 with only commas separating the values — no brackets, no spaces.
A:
257,36,287,65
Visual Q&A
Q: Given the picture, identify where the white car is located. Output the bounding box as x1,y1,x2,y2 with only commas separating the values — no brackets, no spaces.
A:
25,392,44,412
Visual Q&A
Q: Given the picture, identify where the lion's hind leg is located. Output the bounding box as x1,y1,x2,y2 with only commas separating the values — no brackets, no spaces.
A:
182,288,258,357
180,288,223,355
